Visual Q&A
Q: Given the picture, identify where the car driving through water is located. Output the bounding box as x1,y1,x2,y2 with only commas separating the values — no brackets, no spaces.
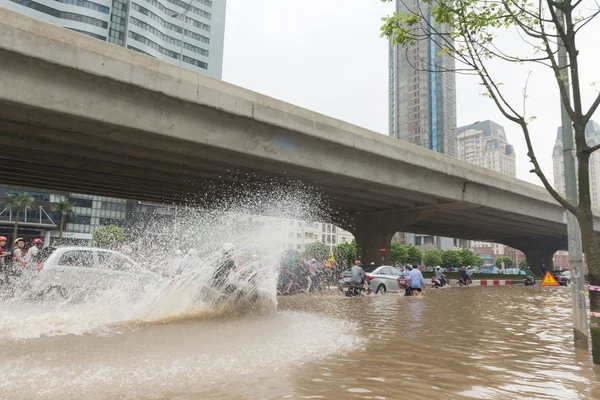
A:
30,246,162,300
338,265,402,294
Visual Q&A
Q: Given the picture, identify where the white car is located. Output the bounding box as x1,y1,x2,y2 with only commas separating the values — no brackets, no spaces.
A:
31,246,161,299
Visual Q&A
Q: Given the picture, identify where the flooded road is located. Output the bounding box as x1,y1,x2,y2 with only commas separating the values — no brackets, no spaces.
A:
1,286,599,399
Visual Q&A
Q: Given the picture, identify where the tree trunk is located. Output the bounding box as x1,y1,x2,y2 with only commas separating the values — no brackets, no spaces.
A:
578,211,600,363
59,214,65,239
12,214,19,243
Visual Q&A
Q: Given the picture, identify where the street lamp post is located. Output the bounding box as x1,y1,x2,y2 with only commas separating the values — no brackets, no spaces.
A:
171,0,196,67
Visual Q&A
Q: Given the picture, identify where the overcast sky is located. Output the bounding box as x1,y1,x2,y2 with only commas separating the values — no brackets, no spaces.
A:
222,0,600,186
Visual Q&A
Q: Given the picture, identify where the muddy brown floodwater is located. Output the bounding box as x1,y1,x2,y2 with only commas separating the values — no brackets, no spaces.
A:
1,286,599,399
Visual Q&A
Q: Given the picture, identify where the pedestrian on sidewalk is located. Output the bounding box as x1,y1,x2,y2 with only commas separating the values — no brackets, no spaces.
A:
540,263,548,278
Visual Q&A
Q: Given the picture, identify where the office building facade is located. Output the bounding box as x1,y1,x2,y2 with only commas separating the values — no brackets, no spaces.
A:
388,0,457,156
1,0,226,78
457,120,516,178
552,120,600,203
457,121,518,261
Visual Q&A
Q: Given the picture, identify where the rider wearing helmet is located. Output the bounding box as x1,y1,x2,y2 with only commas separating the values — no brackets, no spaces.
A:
213,243,236,287
0,236,9,275
25,238,43,264
351,260,366,286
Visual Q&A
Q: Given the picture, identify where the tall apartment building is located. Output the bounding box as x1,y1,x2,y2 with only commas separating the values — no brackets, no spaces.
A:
388,0,457,156
388,1,458,252
457,120,516,177
1,0,226,78
457,121,517,260
552,120,600,203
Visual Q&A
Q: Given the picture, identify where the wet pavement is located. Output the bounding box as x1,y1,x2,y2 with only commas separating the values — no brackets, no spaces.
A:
1,286,599,399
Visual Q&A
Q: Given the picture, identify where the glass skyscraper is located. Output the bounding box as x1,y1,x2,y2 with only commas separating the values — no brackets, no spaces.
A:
388,0,457,156
1,0,226,79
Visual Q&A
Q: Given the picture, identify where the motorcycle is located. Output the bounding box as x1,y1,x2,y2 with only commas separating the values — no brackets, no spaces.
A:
458,275,472,286
524,275,536,286
397,277,414,296
432,274,447,288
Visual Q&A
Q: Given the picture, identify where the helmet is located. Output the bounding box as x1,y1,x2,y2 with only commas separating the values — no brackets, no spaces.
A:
0,236,6,242
32,238,43,245
14,237,24,244
435,265,441,270
251,254,258,260
311,259,317,263
354,260,361,265
222,243,235,256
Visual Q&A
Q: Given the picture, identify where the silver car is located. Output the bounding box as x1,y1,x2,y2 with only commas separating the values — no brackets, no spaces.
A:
366,266,403,294
31,246,161,299
338,265,403,294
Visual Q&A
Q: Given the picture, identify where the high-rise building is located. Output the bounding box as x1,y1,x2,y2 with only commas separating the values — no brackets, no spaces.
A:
1,0,226,79
388,0,457,156
458,121,517,261
388,0,458,251
552,120,600,203
457,120,516,178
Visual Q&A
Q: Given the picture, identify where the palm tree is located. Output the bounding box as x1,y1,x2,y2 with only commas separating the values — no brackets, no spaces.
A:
51,199,75,239
2,193,34,242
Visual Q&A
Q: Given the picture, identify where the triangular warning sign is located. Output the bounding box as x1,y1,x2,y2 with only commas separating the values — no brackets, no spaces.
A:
541,272,560,286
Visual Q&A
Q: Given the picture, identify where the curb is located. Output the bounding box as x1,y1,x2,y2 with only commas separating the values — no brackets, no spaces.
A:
431,279,522,286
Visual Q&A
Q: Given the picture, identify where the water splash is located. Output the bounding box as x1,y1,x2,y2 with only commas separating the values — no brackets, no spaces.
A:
0,182,333,340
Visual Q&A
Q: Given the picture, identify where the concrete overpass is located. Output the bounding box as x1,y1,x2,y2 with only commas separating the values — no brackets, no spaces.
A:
0,9,598,269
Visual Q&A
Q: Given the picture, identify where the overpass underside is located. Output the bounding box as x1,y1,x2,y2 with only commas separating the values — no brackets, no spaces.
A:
0,12,577,269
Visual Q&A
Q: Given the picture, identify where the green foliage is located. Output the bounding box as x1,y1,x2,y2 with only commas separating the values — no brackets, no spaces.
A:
3,192,35,239
473,254,486,267
51,199,74,216
92,225,126,249
390,241,408,265
334,240,356,267
495,256,514,269
458,248,477,266
423,249,442,267
303,241,330,261
3,192,34,211
441,250,462,269
519,258,527,269
405,244,422,264
51,199,75,239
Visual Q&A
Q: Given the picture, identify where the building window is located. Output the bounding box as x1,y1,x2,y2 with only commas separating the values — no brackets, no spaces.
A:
182,55,208,69
321,234,325,243
68,28,106,40
11,0,108,28
56,0,110,14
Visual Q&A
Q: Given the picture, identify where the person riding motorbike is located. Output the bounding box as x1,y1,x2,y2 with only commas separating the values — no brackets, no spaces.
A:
458,266,472,286
434,265,446,287
348,260,367,295
212,243,236,288
524,266,535,286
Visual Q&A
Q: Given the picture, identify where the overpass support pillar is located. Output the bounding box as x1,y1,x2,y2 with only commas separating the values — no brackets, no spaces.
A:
348,210,436,265
510,238,566,275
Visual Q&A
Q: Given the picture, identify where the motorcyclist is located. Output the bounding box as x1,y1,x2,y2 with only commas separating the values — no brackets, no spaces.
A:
24,238,43,265
524,266,535,285
212,243,236,288
459,266,471,285
434,265,446,287
351,260,366,286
